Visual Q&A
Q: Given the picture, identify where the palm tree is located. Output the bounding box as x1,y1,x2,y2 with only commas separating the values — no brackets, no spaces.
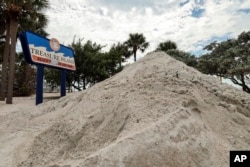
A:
18,6,49,36
125,33,149,62
0,0,49,104
157,40,177,52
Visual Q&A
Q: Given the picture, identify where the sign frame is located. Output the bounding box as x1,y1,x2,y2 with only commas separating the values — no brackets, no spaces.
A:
19,30,76,71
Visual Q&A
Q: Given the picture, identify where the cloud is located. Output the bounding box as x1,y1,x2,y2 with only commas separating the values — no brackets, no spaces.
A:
93,0,154,10
44,0,250,57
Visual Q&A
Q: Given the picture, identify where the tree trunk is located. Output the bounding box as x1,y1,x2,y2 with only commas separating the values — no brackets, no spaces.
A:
133,51,137,62
219,73,222,83
0,21,10,101
240,74,250,94
231,75,250,94
119,58,122,69
242,85,250,93
133,46,137,62
6,13,18,104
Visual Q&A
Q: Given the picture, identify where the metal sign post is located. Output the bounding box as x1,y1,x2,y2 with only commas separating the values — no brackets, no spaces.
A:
36,65,44,105
60,69,66,97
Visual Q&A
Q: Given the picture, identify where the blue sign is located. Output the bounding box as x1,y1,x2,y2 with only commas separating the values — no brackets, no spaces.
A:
19,31,76,71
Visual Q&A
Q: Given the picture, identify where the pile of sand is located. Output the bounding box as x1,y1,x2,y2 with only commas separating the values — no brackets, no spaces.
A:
0,52,250,167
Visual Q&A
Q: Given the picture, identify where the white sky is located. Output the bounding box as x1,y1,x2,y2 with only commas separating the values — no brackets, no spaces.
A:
44,0,250,58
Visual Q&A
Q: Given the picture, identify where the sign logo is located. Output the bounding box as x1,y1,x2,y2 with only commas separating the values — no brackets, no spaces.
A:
50,38,60,51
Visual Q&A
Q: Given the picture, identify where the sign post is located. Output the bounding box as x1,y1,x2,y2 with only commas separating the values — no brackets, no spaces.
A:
60,69,66,97
19,31,76,105
36,65,44,105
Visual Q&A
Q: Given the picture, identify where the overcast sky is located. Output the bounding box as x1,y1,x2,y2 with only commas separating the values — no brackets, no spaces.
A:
44,0,250,58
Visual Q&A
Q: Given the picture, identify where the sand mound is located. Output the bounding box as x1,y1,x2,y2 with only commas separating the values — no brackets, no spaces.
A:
0,52,250,167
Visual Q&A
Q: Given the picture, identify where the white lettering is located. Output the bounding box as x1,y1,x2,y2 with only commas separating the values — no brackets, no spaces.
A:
234,155,247,162
234,155,241,162
241,155,247,162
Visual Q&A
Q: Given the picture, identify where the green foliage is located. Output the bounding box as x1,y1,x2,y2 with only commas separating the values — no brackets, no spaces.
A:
1,0,49,35
44,68,60,92
125,33,149,62
68,39,108,90
198,31,250,93
107,42,131,73
157,40,177,52
166,49,197,67
0,0,49,101
157,40,197,68
58,38,129,91
197,53,219,74
13,53,36,96
14,63,36,96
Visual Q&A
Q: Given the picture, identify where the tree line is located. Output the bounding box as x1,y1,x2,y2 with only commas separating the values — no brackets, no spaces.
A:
44,34,148,92
197,31,250,93
55,30,250,95
0,1,249,104
156,32,250,94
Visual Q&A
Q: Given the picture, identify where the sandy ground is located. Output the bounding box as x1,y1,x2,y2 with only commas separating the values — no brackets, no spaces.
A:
0,52,250,167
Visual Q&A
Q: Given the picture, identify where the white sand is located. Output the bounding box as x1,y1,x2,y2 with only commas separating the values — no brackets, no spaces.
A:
0,52,250,167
